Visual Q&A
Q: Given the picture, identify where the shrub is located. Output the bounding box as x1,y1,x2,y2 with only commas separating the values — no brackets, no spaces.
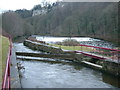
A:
55,42,62,45
62,39,80,46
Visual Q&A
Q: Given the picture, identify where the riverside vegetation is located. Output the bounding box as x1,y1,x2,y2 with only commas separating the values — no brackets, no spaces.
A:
49,39,93,52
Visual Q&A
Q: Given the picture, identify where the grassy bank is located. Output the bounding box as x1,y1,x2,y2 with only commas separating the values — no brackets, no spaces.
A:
0,36,9,87
49,44,93,52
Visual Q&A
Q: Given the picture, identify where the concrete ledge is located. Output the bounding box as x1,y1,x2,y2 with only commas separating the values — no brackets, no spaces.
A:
10,47,21,88
16,52,75,60
82,61,102,69
16,56,73,63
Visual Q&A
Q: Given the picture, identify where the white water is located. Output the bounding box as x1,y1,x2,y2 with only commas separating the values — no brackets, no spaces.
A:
35,36,100,43
34,36,116,48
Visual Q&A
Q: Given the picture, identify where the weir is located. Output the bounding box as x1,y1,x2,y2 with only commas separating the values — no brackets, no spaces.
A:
18,39,120,77
16,52,75,61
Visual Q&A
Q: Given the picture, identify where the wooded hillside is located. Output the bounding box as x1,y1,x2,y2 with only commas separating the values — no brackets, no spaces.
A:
2,2,119,45
2,12,34,39
27,2,119,45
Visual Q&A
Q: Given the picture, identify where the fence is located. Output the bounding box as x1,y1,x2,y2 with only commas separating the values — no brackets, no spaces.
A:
2,32,12,89
78,44,120,62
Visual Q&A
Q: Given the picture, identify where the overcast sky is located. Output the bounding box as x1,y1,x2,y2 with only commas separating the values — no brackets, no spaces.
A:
0,0,118,13
0,0,57,12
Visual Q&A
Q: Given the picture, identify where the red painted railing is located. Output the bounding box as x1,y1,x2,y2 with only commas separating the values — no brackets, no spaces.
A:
2,35,12,89
79,44,120,52
75,44,120,61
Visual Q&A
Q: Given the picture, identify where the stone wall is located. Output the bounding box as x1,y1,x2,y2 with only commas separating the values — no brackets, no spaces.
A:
24,40,64,54
103,61,120,76
23,40,84,61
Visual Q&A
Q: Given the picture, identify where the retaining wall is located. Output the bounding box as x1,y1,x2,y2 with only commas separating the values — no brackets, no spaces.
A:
24,40,64,54
103,61,120,76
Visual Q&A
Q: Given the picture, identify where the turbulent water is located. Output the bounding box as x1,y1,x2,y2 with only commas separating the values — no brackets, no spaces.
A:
14,43,41,53
14,36,120,88
34,36,117,49
18,60,120,88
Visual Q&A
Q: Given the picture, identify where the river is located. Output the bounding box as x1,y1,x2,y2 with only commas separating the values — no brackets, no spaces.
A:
34,36,118,49
14,36,120,88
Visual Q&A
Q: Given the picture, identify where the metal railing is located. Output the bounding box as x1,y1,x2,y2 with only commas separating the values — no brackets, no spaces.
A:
2,35,12,89
75,44,120,62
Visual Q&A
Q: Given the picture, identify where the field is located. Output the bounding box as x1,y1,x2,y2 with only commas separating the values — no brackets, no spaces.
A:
0,36,9,88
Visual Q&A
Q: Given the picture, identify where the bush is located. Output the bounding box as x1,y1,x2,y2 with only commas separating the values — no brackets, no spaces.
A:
62,39,80,46
55,42,62,45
